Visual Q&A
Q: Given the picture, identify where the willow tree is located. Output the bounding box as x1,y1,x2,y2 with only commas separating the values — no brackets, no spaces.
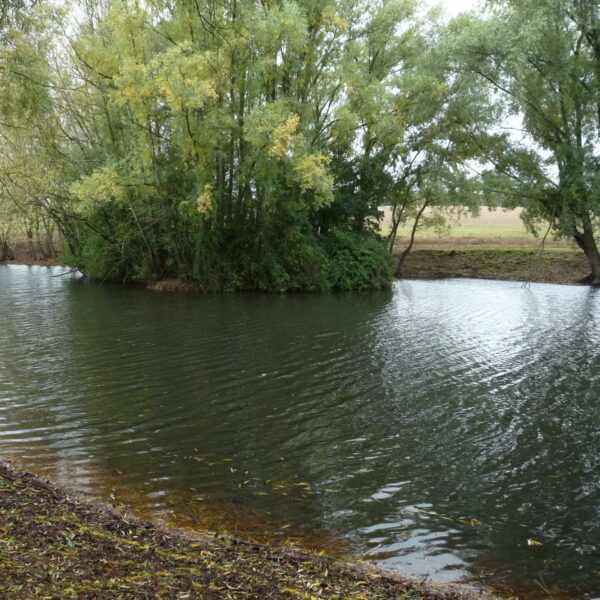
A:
0,0,64,261
380,12,496,268
454,0,600,284
31,0,422,289
6,0,488,290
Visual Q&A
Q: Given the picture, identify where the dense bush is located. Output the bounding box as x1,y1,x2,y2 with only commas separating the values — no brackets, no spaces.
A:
64,204,393,292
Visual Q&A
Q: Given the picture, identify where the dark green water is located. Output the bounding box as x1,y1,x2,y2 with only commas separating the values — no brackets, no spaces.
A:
1,265,599,598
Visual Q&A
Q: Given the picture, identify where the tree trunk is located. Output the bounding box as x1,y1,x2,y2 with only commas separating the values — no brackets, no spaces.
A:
0,238,13,262
396,197,429,276
574,214,600,285
387,190,410,253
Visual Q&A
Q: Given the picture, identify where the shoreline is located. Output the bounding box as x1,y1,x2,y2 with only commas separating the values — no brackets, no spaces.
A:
0,459,496,600
2,247,590,289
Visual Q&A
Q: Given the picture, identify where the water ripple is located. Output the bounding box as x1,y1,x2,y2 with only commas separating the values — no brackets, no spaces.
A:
1,267,599,597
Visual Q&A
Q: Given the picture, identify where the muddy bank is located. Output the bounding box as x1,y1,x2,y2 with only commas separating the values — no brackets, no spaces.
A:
398,248,589,285
0,460,495,600
147,279,203,293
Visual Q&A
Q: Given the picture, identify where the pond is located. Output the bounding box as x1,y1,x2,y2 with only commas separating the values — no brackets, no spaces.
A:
0,265,598,598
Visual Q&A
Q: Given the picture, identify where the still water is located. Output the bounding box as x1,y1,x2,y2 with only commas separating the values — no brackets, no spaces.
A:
1,265,599,597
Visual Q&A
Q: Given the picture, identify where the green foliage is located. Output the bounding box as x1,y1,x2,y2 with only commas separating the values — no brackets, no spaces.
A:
325,230,394,290
64,202,392,292
455,0,600,280
185,224,391,292
65,202,146,281
0,0,408,290
0,0,521,288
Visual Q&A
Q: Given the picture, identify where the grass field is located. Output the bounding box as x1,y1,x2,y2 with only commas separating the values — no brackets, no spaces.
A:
382,206,575,249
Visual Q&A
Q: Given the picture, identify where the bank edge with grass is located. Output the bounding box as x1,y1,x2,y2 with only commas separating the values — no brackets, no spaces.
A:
397,248,590,286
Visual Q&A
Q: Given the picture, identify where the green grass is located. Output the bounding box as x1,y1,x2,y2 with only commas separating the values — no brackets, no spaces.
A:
381,207,534,239
416,208,531,238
